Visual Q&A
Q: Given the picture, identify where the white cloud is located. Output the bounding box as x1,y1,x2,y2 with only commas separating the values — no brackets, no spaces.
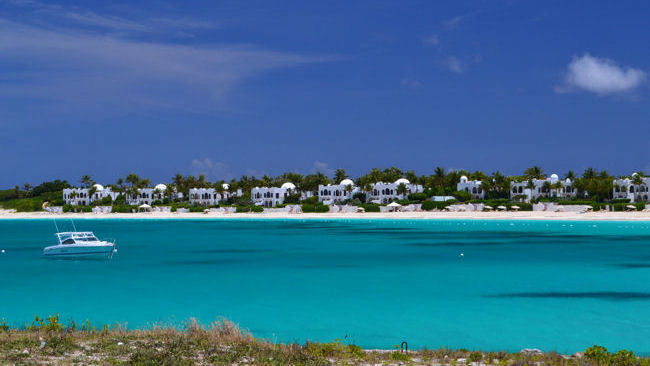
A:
443,11,479,30
445,56,464,74
559,54,646,95
400,78,422,89
423,34,439,46
0,19,327,115
311,161,334,176
190,159,233,180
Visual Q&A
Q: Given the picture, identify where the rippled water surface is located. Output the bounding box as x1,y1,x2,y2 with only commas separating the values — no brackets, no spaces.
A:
1,218,650,353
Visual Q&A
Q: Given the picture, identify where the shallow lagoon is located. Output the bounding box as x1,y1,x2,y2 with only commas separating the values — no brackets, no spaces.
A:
1,218,650,353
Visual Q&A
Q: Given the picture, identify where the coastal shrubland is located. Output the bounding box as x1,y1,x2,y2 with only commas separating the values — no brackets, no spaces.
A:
1,315,649,365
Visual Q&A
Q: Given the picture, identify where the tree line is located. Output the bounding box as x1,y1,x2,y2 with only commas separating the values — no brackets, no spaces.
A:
2,166,647,205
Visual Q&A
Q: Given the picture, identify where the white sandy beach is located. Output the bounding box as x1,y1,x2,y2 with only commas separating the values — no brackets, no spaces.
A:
1,209,650,221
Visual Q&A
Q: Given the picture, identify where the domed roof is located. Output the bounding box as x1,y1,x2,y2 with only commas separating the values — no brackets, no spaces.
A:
394,178,410,185
281,182,296,190
460,175,468,183
340,179,354,186
222,183,230,190
632,172,639,177
92,184,104,192
565,178,572,184
550,174,559,183
154,184,167,191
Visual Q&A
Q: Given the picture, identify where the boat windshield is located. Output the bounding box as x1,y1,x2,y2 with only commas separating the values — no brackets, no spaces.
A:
56,232,100,244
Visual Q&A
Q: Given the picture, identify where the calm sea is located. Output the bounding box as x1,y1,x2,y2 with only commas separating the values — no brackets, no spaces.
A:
1,218,650,353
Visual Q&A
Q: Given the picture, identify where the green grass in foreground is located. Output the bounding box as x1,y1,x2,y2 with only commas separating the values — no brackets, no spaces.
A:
0,315,648,365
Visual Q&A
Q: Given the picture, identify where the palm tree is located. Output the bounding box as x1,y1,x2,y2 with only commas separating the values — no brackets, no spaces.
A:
434,167,446,190
582,167,597,180
525,179,536,201
524,166,544,180
23,183,31,192
565,170,576,182
334,169,347,184
126,173,140,188
541,181,552,197
396,183,408,199
80,175,92,188
344,183,354,199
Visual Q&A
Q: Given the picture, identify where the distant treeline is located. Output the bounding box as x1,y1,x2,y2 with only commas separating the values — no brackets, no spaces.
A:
0,166,646,212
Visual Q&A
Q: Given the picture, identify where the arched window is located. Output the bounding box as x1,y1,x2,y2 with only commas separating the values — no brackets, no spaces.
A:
630,186,635,193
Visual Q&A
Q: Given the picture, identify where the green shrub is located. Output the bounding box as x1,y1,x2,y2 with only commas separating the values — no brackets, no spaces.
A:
352,192,367,203
421,201,450,211
301,196,319,205
407,192,428,202
453,190,472,202
236,206,251,213
358,203,380,212
585,345,610,366
251,205,264,213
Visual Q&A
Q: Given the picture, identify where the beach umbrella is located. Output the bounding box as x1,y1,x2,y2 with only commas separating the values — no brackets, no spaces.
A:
511,205,520,211
497,205,507,211
484,205,493,210
387,202,402,207
626,205,636,210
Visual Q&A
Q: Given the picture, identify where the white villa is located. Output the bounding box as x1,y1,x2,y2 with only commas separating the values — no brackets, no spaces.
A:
251,182,297,207
318,179,360,204
613,174,650,202
126,184,174,205
457,176,484,199
188,184,242,206
368,178,424,204
510,174,576,202
63,184,119,206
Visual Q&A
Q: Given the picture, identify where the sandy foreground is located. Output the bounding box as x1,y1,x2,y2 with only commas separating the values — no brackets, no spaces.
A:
1,209,650,221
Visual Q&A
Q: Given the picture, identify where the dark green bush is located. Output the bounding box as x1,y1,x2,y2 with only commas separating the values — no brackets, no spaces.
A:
358,203,380,212
301,196,319,205
453,190,472,202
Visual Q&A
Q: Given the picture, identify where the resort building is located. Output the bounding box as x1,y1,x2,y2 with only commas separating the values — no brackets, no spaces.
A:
368,178,424,204
63,184,119,206
318,179,360,205
126,184,172,205
251,182,297,207
510,174,576,202
457,176,484,199
188,184,241,206
189,188,221,206
613,174,650,202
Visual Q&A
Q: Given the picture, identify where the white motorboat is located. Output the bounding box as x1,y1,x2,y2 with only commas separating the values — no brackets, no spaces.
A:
43,232,116,259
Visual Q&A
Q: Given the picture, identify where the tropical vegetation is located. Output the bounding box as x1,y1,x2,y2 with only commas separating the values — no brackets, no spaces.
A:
0,167,647,212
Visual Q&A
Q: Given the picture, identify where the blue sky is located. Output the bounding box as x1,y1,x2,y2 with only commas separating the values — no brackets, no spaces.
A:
1,0,649,188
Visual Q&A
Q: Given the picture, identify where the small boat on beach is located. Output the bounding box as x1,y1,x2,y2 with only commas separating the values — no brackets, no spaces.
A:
43,232,116,259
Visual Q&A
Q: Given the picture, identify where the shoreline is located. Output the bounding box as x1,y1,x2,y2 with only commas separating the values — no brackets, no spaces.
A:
2,210,650,221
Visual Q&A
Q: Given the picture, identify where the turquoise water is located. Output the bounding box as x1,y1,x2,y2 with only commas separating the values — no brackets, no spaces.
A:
1,218,650,353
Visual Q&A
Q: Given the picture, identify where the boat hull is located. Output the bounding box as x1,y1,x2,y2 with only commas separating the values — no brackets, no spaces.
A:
43,243,115,259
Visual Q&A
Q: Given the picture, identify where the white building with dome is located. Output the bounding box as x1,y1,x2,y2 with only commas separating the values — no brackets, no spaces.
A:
63,184,119,206
368,179,423,204
189,184,242,206
613,173,650,202
251,182,298,207
456,176,484,199
318,179,360,204
510,174,576,202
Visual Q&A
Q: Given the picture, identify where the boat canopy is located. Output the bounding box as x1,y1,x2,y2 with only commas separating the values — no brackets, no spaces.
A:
55,232,99,244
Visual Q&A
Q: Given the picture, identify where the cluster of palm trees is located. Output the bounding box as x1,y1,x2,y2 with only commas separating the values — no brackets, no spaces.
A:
65,166,646,205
